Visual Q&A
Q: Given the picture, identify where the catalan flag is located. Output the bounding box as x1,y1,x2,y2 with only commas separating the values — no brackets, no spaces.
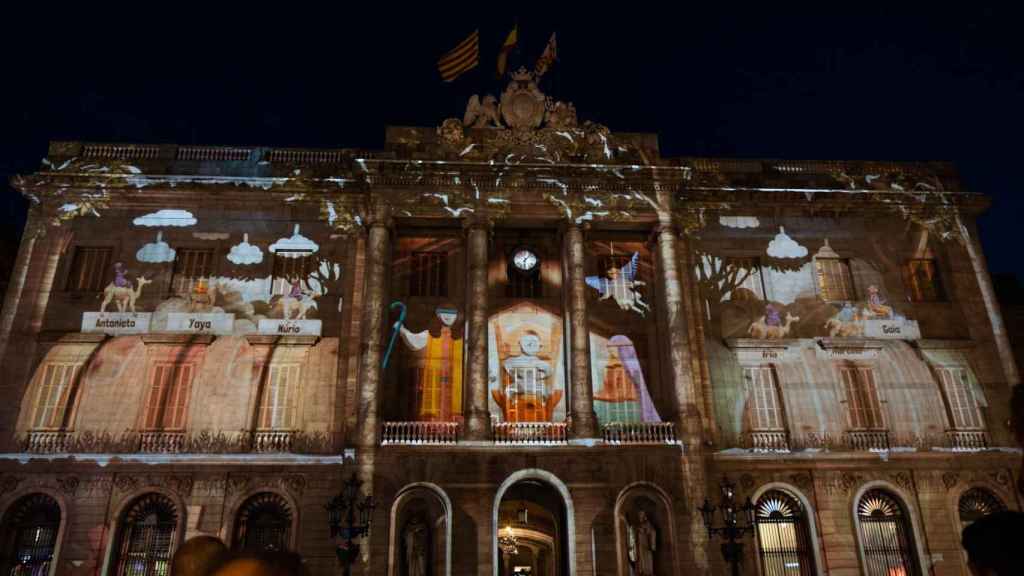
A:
438,30,480,83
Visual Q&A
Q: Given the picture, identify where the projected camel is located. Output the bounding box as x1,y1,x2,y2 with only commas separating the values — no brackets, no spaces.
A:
100,277,152,313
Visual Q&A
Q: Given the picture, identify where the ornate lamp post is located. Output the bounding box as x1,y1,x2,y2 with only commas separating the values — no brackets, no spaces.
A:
326,473,376,576
497,524,519,576
698,476,756,576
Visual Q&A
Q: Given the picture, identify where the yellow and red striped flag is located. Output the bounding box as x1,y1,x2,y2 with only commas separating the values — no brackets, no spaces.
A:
496,25,518,78
438,30,480,83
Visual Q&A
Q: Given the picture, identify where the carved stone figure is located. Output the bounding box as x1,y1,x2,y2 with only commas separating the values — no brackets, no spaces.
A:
628,510,657,576
500,68,546,130
463,94,502,128
403,518,427,576
99,267,152,313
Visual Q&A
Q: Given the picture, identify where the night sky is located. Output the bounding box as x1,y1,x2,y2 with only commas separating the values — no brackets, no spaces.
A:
2,8,1021,283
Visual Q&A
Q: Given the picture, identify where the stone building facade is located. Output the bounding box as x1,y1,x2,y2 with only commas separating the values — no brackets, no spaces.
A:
0,75,1020,575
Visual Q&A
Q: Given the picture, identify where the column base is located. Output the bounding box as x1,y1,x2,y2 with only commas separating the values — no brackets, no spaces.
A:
570,411,599,439
464,410,492,441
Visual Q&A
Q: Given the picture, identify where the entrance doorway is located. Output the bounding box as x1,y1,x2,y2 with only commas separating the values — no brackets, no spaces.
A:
497,479,569,576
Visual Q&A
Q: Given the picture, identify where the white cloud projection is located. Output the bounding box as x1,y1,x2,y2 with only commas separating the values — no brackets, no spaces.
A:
227,233,264,265
766,227,808,259
133,209,197,227
136,231,176,263
719,216,760,229
269,224,319,257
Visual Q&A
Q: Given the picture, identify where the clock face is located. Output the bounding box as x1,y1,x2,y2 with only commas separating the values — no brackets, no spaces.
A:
512,249,538,272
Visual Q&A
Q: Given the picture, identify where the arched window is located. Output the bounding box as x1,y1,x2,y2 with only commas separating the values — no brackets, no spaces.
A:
113,493,178,576
754,490,815,576
233,493,292,552
1,493,61,575
958,487,1006,527
856,490,920,576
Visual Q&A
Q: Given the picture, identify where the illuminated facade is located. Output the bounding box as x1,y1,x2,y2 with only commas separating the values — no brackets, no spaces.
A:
0,73,1021,576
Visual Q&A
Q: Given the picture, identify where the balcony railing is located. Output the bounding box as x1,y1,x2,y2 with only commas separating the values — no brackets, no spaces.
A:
603,422,679,445
381,422,460,446
748,430,790,452
139,431,186,453
946,430,989,452
252,430,293,453
845,430,890,452
25,431,73,454
493,422,568,445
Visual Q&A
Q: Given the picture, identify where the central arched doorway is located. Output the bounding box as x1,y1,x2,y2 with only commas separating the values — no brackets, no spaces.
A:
494,470,574,576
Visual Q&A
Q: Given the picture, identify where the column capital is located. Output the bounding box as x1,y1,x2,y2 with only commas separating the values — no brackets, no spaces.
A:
460,213,494,233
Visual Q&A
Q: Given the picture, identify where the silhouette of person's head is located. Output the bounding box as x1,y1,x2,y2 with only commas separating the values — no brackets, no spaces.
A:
962,511,1024,576
171,535,227,576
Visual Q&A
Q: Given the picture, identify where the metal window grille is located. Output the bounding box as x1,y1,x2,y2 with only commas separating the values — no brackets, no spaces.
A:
958,488,1006,526
745,366,784,431
840,366,884,430
856,490,921,576
271,250,316,296
143,364,194,430
114,494,177,576
233,493,292,552
937,367,983,430
755,490,815,576
902,259,945,303
171,248,214,295
409,251,448,297
506,365,547,422
1,493,61,576
815,258,855,301
258,364,300,430
724,256,766,300
66,246,112,292
31,363,82,430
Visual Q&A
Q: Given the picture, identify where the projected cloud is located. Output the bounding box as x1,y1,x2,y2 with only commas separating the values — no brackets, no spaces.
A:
136,231,176,263
227,233,264,265
133,209,197,227
766,227,808,259
269,224,319,257
719,216,760,229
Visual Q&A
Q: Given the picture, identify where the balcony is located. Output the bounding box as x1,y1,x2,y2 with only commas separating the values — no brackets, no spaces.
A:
748,430,790,453
493,422,568,446
381,422,459,446
603,422,679,445
252,430,293,453
25,431,73,454
844,430,890,452
139,431,186,453
946,430,989,452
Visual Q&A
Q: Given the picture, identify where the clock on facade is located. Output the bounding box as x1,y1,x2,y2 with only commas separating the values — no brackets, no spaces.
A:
512,248,539,273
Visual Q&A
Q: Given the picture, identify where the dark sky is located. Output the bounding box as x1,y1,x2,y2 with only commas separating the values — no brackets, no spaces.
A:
2,8,1021,282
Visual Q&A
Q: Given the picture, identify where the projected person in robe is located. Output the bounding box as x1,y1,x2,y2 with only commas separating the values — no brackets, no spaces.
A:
593,335,660,425
399,306,463,421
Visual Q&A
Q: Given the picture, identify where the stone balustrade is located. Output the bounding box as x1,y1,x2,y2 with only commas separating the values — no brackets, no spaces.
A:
493,422,568,445
748,430,790,452
946,430,989,452
381,422,460,446
602,422,680,445
845,430,890,452
26,431,72,453
252,431,293,453
139,431,186,454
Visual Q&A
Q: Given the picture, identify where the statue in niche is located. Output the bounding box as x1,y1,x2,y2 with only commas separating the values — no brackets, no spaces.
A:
400,306,463,421
492,331,563,422
627,510,657,576
403,517,427,576
586,252,650,317
99,262,152,313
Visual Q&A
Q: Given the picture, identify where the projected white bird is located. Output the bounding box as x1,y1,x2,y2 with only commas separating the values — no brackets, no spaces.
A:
585,252,650,317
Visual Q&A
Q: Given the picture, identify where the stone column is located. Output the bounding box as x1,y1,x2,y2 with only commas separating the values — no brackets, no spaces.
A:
962,222,1020,387
565,223,598,438
464,218,492,440
354,202,391,451
0,210,43,364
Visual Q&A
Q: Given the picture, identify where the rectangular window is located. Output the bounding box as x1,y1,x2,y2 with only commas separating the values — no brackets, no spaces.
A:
258,364,300,430
903,259,946,302
31,363,82,429
143,363,194,430
815,258,856,301
937,366,983,430
171,248,214,295
271,251,316,296
409,251,448,297
66,247,112,292
725,257,766,300
839,365,884,429
744,366,784,430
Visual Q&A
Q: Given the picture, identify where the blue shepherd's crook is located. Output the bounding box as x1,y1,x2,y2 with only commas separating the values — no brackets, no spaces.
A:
382,301,407,369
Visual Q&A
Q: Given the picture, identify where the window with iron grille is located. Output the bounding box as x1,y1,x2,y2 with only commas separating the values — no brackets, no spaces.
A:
66,246,113,292
958,487,1006,527
744,366,784,431
815,258,855,301
271,250,317,296
257,364,300,430
114,493,178,576
233,493,292,552
754,490,815,576
171,248,214,295
855,490,921,576
839,365,884,430
902,259,946,303
409,251,448,297
0,493,61,576
142,363,194,431
936,366,984,430
724,256,766,300
30,362,82,430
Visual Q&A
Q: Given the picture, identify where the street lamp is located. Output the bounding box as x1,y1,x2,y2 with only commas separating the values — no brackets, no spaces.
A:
698,476,756,576
326,473,376,576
